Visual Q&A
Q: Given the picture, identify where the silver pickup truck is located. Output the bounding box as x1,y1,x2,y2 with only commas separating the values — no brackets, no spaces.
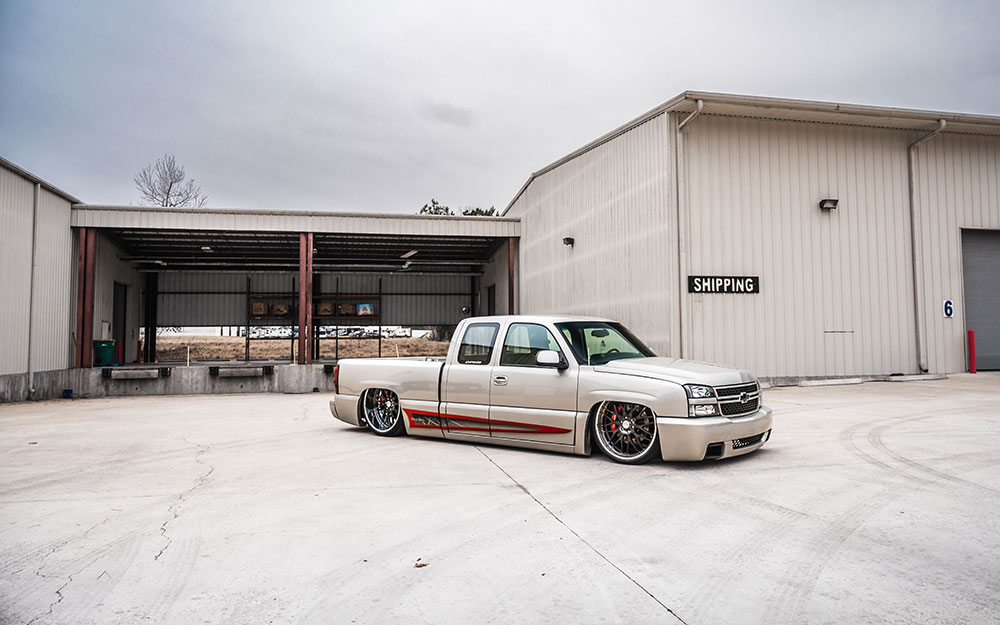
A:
329,315,773,464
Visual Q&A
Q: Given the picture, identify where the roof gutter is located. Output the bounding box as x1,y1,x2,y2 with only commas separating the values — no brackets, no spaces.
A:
907,118,946,373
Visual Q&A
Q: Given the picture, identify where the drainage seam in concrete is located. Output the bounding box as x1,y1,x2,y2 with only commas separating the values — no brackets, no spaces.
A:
475,446,688,625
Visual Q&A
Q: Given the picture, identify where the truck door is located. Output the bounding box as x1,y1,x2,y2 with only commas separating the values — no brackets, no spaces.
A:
441,322,500,436
488,322,578,446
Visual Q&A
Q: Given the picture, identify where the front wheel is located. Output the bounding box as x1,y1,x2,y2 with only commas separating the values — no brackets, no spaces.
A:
362,388,405,436
592,401,659,464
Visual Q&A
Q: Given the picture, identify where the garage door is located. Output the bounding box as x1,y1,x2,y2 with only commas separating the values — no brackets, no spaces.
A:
962,229,1000,370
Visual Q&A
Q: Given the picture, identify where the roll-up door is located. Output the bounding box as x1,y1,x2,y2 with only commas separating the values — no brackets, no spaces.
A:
962,229,1000,370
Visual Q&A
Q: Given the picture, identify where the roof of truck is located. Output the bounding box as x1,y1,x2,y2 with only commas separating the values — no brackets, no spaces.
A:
465,314,616,324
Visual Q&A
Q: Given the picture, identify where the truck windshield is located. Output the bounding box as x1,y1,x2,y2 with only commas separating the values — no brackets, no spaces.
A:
554,322,655,366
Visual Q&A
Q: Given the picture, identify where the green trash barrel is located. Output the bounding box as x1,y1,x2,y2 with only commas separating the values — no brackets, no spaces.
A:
93,340,116,365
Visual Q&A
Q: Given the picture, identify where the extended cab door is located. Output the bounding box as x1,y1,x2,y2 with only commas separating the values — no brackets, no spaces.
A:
441,322,500,436
488,322,578,446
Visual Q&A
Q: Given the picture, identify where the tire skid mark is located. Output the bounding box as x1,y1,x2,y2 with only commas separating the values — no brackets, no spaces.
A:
868,422,1000,495
0,495,173,573
20,531,140,625
768,487,902,623
154,439,214,561
0,424,327,497
691,495,808,616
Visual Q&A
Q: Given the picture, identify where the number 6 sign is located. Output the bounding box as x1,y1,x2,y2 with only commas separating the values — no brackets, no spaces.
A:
944,300,954,318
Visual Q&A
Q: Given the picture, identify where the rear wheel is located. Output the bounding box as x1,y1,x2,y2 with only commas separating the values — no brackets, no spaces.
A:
362,388,404,436
592,401,659,464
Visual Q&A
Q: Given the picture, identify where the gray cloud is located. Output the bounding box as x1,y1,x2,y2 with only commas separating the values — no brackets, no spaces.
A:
1,0,999,213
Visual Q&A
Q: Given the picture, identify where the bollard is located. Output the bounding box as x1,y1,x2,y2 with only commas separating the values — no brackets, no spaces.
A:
968,329,977,374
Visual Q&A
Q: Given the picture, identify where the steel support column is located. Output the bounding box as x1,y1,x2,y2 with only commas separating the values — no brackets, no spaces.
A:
507,237,515,315
142,272,158,362
80,229,97,367
75,228,87,368
298,232,314,364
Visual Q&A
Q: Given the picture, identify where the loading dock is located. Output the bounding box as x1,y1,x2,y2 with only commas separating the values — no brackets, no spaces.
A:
71,206,519,370
962,229,1000,370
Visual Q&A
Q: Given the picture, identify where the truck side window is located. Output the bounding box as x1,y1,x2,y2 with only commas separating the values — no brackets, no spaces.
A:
500,323,562,367
457,323,500,365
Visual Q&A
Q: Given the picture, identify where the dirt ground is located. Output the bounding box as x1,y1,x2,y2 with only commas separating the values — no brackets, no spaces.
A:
154,335,450,361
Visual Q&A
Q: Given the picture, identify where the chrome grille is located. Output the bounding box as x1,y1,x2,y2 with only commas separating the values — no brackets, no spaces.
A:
720,397,759,416
715,382,759,397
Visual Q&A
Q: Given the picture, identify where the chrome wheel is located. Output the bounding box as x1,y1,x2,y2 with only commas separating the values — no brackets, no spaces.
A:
593,401,658,464
362,388,404,436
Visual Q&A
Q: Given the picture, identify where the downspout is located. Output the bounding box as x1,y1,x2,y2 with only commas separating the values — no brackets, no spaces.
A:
907,118,946,373
674,99,703,358
27,183,40,397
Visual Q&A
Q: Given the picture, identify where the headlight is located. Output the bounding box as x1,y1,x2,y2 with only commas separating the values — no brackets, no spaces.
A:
684,384,714,399
689,404,718,417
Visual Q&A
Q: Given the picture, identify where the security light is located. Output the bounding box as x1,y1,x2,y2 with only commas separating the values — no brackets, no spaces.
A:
819,199,839,210
200,246,213,252
562,237,575,246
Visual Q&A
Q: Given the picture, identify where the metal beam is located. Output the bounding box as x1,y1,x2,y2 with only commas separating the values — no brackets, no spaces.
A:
507,237,515,314
81,229,96,368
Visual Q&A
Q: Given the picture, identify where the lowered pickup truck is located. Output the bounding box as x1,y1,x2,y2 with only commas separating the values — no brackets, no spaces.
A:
329,315,772,464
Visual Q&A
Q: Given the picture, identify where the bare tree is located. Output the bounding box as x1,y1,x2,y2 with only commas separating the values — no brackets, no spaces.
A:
134,154,208,207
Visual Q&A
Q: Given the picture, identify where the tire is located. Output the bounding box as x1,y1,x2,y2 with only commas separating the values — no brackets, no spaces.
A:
361,388,405,437
592,401,659,464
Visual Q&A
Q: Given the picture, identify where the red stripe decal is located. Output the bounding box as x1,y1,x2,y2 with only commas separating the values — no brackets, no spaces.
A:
402,409,570,435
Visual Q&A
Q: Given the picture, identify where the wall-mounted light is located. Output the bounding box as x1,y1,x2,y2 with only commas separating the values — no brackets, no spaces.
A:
819,199,839,210
562,237,575,247
200,246,213,252
400,250,418,259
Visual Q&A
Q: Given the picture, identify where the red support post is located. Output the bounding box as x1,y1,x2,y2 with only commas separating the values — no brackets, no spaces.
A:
81,229,96,368
507,237,515,315
305,232,314,365
968,330,977,374
75,228,87,367
298,233,307,365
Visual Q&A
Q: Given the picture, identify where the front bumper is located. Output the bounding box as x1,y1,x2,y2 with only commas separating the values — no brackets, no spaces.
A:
656,406,773,461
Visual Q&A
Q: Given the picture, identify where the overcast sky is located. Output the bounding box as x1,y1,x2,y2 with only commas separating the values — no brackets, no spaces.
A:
1,0,998,213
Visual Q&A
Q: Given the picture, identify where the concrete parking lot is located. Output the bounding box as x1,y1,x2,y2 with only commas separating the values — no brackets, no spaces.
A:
1,374,999,625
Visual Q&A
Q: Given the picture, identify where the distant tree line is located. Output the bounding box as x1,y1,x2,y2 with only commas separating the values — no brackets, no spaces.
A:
418,198,496,216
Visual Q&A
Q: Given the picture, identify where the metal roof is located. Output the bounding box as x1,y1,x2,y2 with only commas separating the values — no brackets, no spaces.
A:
74,205,517,273
503,90,1000,214
0,155,82,203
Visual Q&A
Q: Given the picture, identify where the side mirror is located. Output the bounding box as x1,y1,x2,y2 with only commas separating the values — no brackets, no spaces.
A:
536,350,568,370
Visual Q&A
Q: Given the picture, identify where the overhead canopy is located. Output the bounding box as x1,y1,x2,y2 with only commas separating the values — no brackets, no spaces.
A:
71,205,518,273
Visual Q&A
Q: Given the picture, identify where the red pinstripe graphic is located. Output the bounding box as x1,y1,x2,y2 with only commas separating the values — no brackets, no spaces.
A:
403,408,571,435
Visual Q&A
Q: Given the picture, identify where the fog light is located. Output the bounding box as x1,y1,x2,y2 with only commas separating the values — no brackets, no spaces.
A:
690,404,718,417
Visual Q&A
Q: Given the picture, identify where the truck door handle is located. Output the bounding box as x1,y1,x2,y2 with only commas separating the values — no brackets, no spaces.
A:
493,376,508,386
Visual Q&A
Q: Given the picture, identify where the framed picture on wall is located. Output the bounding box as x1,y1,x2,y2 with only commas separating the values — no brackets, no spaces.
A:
357,303,374,316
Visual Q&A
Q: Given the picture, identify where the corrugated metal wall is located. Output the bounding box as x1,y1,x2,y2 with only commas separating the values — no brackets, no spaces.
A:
683,116,918,377
30,189,75,371
506,113,678,356
0,167,34,375
0,166,75,376
155,272,473,326
915,133,1000,373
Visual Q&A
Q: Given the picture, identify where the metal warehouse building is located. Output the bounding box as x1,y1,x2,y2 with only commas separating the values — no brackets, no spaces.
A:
1,91,999,401
504,91,1000,381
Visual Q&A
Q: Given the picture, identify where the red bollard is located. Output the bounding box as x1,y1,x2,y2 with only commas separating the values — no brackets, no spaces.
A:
968,330,977,374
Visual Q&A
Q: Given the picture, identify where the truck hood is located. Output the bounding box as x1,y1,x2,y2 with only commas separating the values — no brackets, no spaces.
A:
598,357,755,386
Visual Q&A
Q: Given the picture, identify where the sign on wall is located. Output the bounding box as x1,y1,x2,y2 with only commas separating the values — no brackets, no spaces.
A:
943,300,954,318
688,276,760,294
